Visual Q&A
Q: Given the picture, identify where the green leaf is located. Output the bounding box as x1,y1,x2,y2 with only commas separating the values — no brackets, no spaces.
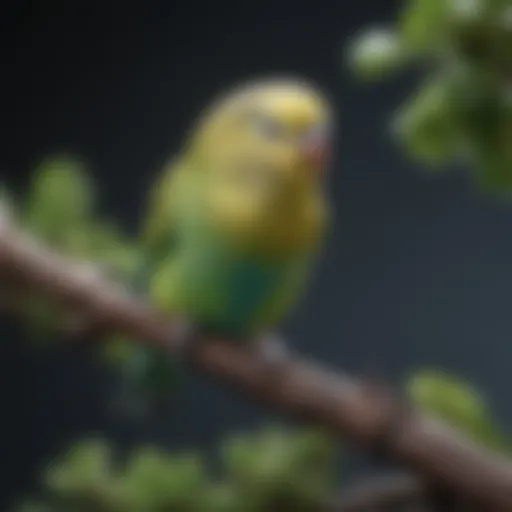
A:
392,76,461,165
44,438,114,498
399,0,453,52
221,425,337,509
198,483,248,512
456,93,512,192
406,369,509,451
346,28,409,80
118,446,206,510
23,155,95,244
471,153,512,193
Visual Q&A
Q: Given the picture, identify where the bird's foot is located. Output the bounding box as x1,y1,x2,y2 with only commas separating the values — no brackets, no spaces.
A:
251,332,290,378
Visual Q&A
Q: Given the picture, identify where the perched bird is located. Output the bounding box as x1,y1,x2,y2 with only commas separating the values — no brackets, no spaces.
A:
111,77,335,414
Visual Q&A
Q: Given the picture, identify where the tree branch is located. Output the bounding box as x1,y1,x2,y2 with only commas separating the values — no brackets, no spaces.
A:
1,215,512,511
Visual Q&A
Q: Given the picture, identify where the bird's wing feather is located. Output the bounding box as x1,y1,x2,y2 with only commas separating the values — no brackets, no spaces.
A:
139,158,185,260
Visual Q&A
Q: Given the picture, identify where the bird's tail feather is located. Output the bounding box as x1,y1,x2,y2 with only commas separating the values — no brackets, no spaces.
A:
106,250,180,421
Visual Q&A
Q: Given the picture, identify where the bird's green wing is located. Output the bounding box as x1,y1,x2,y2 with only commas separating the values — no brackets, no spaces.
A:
255,259,313,331
139,158,191,260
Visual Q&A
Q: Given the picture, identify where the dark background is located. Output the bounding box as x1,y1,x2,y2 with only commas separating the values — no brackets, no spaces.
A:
1,0,511,508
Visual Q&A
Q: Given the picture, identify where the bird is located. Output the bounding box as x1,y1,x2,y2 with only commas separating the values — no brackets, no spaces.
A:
109,77,335,415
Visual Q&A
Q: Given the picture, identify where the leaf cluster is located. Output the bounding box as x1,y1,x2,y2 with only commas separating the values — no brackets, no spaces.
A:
0,156,141,339
15,425,338,512
346,0,512,192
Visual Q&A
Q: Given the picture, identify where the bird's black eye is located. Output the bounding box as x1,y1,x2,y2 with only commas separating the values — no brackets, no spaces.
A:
251,114,283,140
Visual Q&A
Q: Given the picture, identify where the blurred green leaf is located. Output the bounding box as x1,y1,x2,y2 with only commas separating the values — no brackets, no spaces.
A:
198,482,248,512
221,425,337,509
392,76,461,166
407,369,487,423
45,438,113,497
23,155,95,244
346,28,409,80
406,369,509,452
399,0,454,52
117,446,206,511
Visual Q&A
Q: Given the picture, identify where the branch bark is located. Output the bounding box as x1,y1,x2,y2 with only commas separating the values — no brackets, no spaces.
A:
0,216,512,511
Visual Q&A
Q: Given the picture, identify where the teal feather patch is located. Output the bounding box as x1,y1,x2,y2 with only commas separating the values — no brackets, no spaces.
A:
220,257,287,334
179,239,304,337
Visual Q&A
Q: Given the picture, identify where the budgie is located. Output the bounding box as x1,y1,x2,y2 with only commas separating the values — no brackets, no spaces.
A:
111,77,335,414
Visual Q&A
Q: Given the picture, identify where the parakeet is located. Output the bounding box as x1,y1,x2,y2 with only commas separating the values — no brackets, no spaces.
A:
111,77,334,414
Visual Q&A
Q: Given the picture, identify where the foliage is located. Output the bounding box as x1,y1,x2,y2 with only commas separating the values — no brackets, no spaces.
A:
346,0,512,192
406,369,511,454
12,368,512,511
3,154,512,510
0,156,142,340
0,0,511,501
15,369,512,511
14,426,338,512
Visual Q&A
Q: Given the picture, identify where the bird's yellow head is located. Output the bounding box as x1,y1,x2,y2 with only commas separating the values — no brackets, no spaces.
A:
185,78,334,258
